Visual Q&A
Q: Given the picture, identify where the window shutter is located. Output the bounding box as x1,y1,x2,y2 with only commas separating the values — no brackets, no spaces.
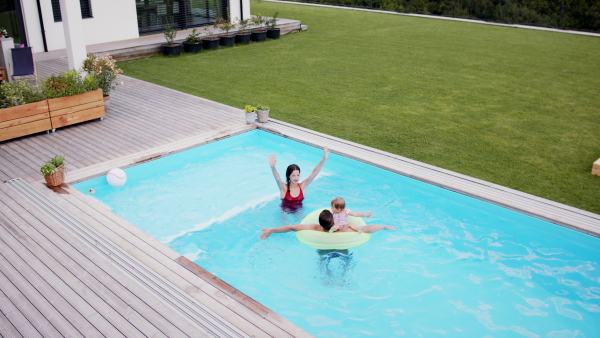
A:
51,0,93,22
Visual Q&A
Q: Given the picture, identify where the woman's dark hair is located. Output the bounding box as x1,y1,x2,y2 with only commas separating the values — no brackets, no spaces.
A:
285,164,300,192
318,210,334,231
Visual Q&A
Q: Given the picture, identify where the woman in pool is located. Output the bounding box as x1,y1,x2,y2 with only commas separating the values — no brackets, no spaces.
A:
259,210,396,239
269,146,330,213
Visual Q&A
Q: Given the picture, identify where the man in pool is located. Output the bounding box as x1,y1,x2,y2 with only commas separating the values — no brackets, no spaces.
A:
259,210,396,239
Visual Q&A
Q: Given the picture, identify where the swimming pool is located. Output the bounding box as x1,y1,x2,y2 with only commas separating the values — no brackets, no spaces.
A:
74,130,600,337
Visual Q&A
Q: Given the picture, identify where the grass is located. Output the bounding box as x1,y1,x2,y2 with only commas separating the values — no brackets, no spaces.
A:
119,2,600,214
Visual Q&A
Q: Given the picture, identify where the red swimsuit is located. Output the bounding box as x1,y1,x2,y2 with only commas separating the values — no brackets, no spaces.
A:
281,186,304,213
283,185,304,202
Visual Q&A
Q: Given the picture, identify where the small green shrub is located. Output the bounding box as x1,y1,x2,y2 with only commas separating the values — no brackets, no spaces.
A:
251,13,267,28
164,25,177,45
185,28,202,43
237,18,251,32
0,80,45,108
51,155,64,167
41,70,98,99
217,17,236,35
40,155,65,176
268,11,279,29
40,163,57,176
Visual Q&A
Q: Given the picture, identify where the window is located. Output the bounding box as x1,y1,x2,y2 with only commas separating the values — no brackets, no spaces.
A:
136,0,229,35
51,0,93,22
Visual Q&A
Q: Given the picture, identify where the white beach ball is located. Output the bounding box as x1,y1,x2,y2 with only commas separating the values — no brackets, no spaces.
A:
106,168,127,187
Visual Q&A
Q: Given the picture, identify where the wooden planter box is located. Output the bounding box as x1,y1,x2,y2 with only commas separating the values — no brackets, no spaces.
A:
0,100,52,142
0,89,105,142
48,89,105,130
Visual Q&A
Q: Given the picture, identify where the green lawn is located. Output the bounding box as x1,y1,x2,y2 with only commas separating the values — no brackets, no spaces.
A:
120,2,600,214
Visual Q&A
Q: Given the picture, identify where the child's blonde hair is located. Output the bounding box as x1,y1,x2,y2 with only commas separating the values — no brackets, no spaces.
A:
331,197,346,210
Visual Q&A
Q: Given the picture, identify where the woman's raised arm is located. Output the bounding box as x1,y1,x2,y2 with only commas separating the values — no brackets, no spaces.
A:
300,146,329,189
269,153,286,197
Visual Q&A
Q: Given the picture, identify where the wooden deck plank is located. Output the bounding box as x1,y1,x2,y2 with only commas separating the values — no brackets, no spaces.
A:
1,140,48,173
0,250,84,337
0,185,201,338
0,287,40,338
0,194,139,337
0,274,48,338
0,233,114,337
0,147,38,179
24,135,101,170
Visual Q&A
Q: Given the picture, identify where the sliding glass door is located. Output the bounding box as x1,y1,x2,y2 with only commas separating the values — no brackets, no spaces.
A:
136,0,228,35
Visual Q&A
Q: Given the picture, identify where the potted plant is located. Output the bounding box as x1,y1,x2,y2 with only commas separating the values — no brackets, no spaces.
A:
216,17,236,47
250,14,267,42
235,18,251,44
256,104,270,123
0,27,7,38
82,52,123,110
201,24,220,50
183,28,202,53
40,155,66,187
162,25,181,56
266,11,280,40
244,105,256,124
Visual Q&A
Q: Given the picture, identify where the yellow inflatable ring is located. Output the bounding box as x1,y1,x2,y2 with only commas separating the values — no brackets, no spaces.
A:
296,208,370,250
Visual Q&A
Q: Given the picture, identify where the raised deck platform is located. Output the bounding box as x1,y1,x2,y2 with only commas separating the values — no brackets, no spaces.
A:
35,18,306,62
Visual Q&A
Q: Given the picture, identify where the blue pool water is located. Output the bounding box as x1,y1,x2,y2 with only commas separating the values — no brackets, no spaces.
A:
74,130,600,337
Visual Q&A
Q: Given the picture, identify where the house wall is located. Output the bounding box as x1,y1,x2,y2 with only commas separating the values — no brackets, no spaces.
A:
21,0,139,53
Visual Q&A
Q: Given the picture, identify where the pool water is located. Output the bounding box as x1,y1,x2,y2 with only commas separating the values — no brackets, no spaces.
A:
74,130,600,337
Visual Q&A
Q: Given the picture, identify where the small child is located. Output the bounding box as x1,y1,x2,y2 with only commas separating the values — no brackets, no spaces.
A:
329,197,373,233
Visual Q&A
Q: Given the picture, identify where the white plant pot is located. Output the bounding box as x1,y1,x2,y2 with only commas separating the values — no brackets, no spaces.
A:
245,112,256,124
256,109,270,123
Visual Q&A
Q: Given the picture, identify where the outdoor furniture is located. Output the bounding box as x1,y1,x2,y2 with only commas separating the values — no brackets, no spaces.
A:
11,46,38,83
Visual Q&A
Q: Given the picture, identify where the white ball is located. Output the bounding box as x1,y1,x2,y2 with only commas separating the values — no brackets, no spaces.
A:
106,168,127,187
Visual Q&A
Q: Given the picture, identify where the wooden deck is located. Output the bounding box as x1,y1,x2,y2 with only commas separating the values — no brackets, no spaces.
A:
2,32,600,337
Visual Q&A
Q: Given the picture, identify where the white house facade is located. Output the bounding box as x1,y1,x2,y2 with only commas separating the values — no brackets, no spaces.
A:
1,0,251,53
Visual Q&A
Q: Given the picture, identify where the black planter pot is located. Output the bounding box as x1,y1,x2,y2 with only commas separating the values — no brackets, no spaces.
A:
202,38,220,50
183,42,202,53
162,44,181,56
235,32,251,44
220,35,235,47
251,29,267,42
267,28,281,40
